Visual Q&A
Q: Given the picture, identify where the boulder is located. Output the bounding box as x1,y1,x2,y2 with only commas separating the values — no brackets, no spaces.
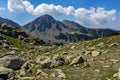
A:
11,31,18,38
19,69,26,77
113,73,118,78
110,59,119,63
40,58,52,68
0,67,15,79
109,43,118,47
69,56,85,66
4,29,11,35
92,51,100,57
4,58,25,70
51,54,65,67
55,69,66,78
65,55,74,64
18,35,24,40
21,61,30,70
50,73,56,78
6,50,16,55
36,69,48,76
0,55,25,70
88,47,96,51
96,42,104,47
24,38,30,42
84,51,91,55
18,31,28,37
3,43,10,49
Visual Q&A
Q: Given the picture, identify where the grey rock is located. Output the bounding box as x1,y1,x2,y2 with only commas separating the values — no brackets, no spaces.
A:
55,69,66,78
4,29,11,35
110,59,119,63
18,35,24,40
109,43,118,47
11,31,18,38
4,58,24,70
24,38,30,42
69,56,85,66
0,55,25,70
36,69,48,76
51,54,65,67
113,73,118,78
3,43,10,49
0,67,15,79
91,51,100,57
97,42,104,47
65,55,74,64
40,58,52,68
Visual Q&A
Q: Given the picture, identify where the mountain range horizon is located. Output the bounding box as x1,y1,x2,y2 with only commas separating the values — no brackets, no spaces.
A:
0,14,119,45
0,14,119,31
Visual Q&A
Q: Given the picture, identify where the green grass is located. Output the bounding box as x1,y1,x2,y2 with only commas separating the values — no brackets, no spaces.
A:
96,69,117,80
7,36,31,51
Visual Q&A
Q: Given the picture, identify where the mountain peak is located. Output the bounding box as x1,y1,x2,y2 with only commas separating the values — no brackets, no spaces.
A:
36,14,55,22
41,14,53,17
23,14,57,33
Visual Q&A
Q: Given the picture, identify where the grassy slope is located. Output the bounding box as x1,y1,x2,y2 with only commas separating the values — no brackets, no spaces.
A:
37,35,120,80
1,34,120,80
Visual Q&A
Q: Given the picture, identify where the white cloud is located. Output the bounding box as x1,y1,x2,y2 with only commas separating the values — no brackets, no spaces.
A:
33,3,74,16
74,7,116,26
8,0,24,12
22,0,34,13
7,0,117,27
0,7,5,11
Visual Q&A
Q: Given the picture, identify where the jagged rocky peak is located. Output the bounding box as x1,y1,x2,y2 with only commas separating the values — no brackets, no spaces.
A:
35,14,56,23
23,14,58,33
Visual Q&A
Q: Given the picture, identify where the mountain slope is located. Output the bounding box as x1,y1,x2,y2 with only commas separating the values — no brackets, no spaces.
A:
0,17,20,27
23,14,120,45
0,22,120,79
0,23,45,47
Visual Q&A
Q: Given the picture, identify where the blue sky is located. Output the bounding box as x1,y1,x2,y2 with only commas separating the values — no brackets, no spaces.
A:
0,0,120,30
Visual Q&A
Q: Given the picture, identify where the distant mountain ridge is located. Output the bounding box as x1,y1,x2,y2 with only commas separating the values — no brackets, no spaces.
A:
22,14,119,45
0,17,20,27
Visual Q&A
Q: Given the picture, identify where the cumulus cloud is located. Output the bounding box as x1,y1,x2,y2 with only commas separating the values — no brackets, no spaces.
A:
0,7,5,11
7,0,117,27
8,0,24,12
74,7,116,26
33,3,74,16
22,0,34,13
